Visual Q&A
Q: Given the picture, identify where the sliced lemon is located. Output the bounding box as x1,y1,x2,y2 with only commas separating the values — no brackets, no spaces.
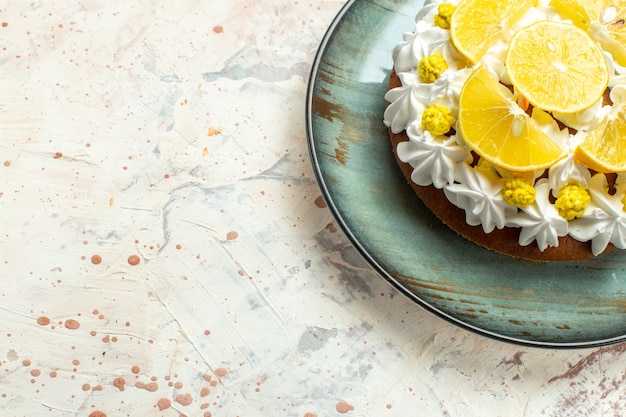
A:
458,66,567,172
575,103,626,172
550,0,626,66
450,0,536,64
550,0,604,27
505,20,609,114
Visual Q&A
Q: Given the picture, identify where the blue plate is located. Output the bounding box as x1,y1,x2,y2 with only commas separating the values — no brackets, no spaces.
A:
306,0,626,348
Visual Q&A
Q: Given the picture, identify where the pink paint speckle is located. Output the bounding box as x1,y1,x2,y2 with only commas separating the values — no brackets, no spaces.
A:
127,254,140,266
215,367,228,378
157,398,171,411
175,393,193,406
113,377,125,391
64,319,80,330
336,401,354,414
135,381,158,392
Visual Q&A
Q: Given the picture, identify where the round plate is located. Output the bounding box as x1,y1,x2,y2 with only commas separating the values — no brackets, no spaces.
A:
306,0,626,348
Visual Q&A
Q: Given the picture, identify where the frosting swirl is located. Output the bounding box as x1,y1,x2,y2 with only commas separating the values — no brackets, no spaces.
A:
398,124,470,188
444,164,517,233
570,174,626,255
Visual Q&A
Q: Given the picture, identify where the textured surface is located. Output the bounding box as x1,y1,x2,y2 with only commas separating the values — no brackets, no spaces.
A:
1,0,626,416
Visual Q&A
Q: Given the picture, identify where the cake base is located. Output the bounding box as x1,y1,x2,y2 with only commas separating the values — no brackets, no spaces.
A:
387,71,612,261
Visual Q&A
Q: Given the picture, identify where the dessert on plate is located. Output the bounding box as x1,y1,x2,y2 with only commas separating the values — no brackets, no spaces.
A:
384,0,626,261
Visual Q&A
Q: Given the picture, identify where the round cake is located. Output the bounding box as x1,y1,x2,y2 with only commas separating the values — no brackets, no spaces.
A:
384,0,626,261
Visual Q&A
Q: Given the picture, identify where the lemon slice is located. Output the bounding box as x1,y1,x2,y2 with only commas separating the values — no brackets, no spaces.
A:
575,94,626,172
505,20,609,113
450,0,536,64
550,0,626,66
458,66,567,172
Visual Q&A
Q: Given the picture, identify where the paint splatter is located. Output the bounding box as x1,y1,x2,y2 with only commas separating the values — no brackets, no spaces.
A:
113,377,125,391
37,316,50,326
336,401,354,414
208,126,223,136
175,393,193,406
136,381,158,392
314,195,327,208
64,319,80,330
127,254,140,266
157,398,171,411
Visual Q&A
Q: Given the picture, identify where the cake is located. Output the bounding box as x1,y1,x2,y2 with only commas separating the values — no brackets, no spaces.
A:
384,0,626,261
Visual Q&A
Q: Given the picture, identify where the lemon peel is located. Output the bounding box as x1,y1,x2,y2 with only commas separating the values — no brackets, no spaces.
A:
502,179,536,208
418,54,448,83
434,4,456,29
555,183,591,220
422,105,454,136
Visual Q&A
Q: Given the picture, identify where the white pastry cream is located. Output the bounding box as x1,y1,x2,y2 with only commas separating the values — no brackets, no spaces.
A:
383,0,626,255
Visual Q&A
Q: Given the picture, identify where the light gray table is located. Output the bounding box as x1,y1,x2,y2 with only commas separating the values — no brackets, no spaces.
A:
0,1,623,416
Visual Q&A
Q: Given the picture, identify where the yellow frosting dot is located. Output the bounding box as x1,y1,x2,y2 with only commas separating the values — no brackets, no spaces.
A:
422,105,454,136
418,54,448,83
555,183,590,221
434,3,456,30
502,178,536,208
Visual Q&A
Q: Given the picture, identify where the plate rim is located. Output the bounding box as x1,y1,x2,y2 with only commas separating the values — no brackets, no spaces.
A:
305,0,626,349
